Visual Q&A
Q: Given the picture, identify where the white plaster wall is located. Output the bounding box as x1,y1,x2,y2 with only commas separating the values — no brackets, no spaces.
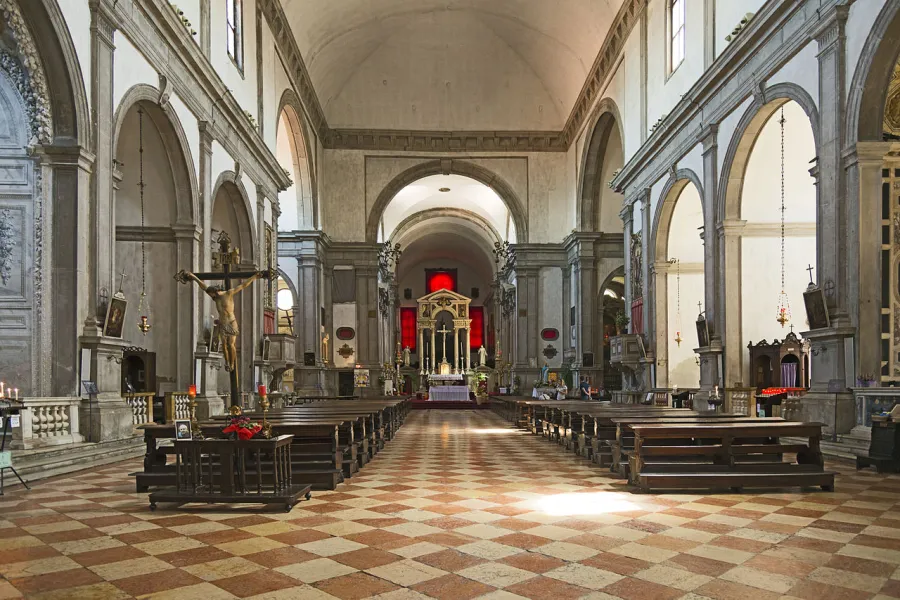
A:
677,144,704,188
113,34,159,110
621,18,643,160
57,0,91,109
667,269,703,387
528,153,568,243
169,93,200,186
715,0,766,59
172,0,201,50
741,101,816,223
646,0,705,136
322,151,366,241
716,96,754,179
666,183,704,263
649,174,669,237
767,41,820,109
209,0,259,121
332,301,357,368
539,267,564,368
740,236,815,381
598,125,625,233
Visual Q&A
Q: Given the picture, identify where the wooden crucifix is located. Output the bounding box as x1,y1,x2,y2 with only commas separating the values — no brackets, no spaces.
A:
175,232,276,408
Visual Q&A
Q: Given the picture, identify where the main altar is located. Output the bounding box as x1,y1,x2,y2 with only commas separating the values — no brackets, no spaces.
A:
416,289,474,401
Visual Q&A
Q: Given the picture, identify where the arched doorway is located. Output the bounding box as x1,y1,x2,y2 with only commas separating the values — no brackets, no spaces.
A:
578,100,625,233
653,178,705,388
113,98,197,393
599,267,625,392
211,176,257,395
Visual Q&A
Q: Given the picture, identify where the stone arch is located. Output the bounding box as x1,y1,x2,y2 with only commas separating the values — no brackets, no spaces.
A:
16,0,89,145
718,84,820,221
390,208,502,247
577,97,624,232
113,85,199,225
276,267,299,305
847,0,900,144
211,171,258,260
276,89,318,230
651,169,705,260
366,160,528,243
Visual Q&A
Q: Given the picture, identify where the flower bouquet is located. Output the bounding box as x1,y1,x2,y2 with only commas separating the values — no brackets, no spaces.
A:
222,416,262,440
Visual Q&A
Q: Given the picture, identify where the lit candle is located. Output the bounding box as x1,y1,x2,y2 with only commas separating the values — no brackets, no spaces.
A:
14,388,18,401
1,382,5,397
258,384,267,396
714,385,719,398
187,384,197,398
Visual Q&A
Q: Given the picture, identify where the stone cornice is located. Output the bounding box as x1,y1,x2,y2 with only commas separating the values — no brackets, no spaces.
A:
261,0,642,153
108,0,291,199
612,0,839,199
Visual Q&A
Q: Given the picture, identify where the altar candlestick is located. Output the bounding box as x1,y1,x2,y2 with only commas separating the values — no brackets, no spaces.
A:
188,384,197,398
14,388,18,401
258,384,267,396
1,382,5,397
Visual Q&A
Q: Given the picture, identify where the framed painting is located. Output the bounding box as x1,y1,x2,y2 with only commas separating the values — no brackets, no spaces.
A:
103,294,127,338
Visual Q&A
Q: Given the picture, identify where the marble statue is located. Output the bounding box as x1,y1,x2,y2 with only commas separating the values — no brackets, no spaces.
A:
478,345,487,367
541,362,550,384
403,346,410,366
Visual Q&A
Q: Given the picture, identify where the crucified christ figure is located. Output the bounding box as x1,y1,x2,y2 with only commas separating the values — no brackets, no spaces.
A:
177,270,262,372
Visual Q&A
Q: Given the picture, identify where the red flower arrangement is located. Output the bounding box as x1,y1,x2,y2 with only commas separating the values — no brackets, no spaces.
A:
222,416,262,440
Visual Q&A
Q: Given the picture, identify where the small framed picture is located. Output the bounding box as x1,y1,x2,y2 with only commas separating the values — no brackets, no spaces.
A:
103,293,127,338
174,419,192,440
209,324,221,353
803,286,830,330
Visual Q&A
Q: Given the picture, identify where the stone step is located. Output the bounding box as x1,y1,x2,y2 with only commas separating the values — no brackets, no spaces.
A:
9,437,145,485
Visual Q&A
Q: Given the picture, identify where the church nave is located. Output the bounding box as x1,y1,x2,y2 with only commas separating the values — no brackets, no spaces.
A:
1,410,899,600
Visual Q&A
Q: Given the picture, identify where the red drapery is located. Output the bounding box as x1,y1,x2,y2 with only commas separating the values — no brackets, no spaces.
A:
400,307,416,351
470,306,484,349
427,271,456,293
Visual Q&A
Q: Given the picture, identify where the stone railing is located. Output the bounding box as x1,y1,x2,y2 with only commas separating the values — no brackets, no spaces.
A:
124,392,156,426
12,397,84,449
165,392,192,422
726,388,755,416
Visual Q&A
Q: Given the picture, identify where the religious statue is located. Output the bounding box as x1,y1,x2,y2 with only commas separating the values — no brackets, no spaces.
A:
403,346,411,366
541,362,550,384
177,270,263,373
478,345,487,367
322,333,330,364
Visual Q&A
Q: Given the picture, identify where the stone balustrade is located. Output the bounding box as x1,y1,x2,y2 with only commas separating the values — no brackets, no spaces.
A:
124,393,156,426
12,397,84,449
165,392,192,422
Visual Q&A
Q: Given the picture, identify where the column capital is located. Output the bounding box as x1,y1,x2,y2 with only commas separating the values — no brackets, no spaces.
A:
619,204,633,224
812,4,848,53
852,141,895,165
638,188,651,210
89,0,117,48
198,121,214,153
716,218,747,236
698,123,718,153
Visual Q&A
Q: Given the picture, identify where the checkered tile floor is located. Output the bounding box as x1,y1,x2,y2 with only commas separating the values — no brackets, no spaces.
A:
1,410,900,599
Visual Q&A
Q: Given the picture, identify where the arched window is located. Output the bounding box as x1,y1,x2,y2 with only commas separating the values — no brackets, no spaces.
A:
226,0,243,71
669,0,685,73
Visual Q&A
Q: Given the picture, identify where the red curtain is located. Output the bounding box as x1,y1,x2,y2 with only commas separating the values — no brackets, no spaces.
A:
427,271,456,293
400,307,416,351
470,306,484,349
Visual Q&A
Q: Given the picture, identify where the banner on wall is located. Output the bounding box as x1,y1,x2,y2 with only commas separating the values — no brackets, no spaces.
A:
354,369,370,388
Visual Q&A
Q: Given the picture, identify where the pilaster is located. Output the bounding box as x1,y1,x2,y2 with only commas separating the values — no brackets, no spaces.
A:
639,189,651,335
197,122,214,345
699,124,720,338
620,204,634,316
719,218,746,386
87,0,117,331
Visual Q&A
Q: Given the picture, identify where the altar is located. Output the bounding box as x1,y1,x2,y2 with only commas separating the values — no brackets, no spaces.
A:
427,373,470,401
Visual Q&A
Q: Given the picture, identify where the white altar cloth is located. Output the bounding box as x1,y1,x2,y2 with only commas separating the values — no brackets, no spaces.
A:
429,386,470,401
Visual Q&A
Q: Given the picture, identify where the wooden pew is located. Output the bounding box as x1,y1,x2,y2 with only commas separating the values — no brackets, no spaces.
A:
626,421,834,492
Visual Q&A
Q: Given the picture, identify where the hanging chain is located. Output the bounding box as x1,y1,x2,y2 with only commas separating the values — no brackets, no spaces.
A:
138,108,146,296
780,106,785,294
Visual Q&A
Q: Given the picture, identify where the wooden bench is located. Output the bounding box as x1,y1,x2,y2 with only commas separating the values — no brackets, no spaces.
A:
627,421,834,492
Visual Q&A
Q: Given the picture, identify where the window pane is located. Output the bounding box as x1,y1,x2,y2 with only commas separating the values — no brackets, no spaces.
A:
227,30,235,56
672,0,684,29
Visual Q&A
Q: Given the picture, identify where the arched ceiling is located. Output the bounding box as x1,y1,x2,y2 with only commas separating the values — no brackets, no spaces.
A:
281,0,624,131
382,174,515,242
397,229,495,284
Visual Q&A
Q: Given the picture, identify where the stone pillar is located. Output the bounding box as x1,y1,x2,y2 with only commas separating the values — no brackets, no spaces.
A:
173,224,200,389
652,261,671,388
355,263,380,396
193,349,224,419
719,219,746,386
78,333,133,442
199,0,211,58
430,328,436,372
196,122,214,347
639,189,651,334
800,5,855,434
418,327,424,374
515,269,531,370
86,0,116,330
621,205,634,317
849,142,892,382
699,124,724,392
465,327,471,371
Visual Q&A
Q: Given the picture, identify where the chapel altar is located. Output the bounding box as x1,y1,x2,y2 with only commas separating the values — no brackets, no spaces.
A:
416,289,475,401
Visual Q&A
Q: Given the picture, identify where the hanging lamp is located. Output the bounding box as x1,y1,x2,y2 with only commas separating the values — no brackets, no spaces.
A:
775,106,791,328
136,107,152,334
674,258,683,347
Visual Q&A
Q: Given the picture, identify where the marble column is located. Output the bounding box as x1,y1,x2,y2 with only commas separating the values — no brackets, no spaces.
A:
621,205,634,319
418,327,424,374
430,328,436,372
699,124,724,391
465,327,471,371
640,190,651,332
355,264,380,396
172,224,201,389
196,122,214,348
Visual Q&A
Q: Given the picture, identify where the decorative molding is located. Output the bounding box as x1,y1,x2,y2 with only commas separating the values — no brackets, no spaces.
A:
328,129,566,153
0,0,53,144
0,208,16,286
115,226,177,242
